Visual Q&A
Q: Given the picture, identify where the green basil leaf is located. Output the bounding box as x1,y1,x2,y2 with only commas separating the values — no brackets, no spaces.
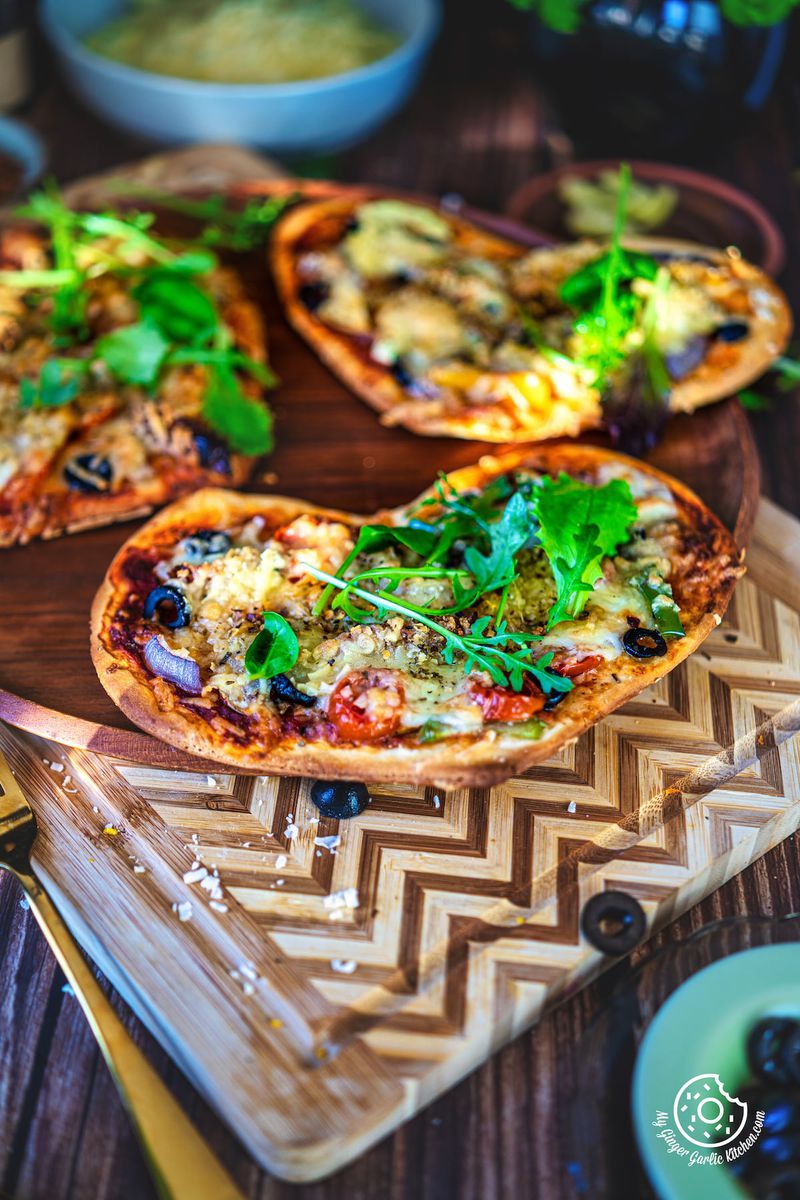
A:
94,322,170,386
245,612,299,680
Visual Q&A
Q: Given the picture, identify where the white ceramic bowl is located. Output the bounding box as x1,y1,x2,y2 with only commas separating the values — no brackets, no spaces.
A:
41,0,440,153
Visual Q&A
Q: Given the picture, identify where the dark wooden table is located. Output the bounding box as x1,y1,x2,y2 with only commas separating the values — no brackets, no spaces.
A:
2,4,800,1198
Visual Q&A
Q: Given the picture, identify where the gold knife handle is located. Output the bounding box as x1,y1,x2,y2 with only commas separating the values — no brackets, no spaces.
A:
14,867,245,1200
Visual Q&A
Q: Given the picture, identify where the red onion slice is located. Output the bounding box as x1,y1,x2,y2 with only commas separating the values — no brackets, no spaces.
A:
144,636,201,694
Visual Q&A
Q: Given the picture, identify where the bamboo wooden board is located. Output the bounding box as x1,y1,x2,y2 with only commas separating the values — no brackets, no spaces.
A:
1,495,798,1182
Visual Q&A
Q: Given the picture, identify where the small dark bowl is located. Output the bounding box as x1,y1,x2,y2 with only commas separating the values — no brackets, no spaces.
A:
505,159,785,277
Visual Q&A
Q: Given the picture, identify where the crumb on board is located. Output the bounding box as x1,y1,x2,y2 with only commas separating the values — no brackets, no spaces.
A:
209,900,229,913
323,887,360,912
172,900,193,922
102,824,119,837
275,854,288,870
183,866,208,885
331,959,358,974
314,835,340,854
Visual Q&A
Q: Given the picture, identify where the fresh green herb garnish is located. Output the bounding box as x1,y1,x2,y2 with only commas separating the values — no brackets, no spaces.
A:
532,473,638,628
109,185,295,251
18,358,90,409
6,184,277,457
560,163,659,390
245,612,299,680
94,322,170,387
737,353,800,412
303,561,572,694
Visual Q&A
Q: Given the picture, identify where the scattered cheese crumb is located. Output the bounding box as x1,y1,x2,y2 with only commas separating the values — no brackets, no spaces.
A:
515,916,526,926
567,800,577,814
206,776,217,787
172,901,193,922
275,878,285,887
314,835,340,854
323,887,360,911
133,863,146,875
242,981,255,996
102,825,119,837
239,961,258,982
183,866,208,885
19,898,29,911
200,876,224,900
269,1017,283,1029
275,854,288,870
61,983,75,996
432,794,441,809
209,900,229,913
284,822,300,841
49,762,64,774
331,959,357,974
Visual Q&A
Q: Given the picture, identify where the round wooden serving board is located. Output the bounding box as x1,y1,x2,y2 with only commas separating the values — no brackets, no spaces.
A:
0,182,761,770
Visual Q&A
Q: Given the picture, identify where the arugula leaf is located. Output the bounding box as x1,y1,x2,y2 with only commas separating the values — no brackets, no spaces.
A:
18,358,89,408
94,322,170,386
532,473,638,628
312,522,440,617
245,612,299,680
461,491,533,596
739,389,772,411
109,186,296,251
303,561,573,694
560,164,660,391
202,364,274,456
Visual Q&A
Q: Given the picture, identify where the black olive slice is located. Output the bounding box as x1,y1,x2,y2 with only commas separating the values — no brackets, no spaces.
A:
622,627,667,659
181,530,232,563
716,320,750,343
580,891,646,956
391,358,415,389
748,1017,800,1087
143,585,191,629
63,454,113,493
298,281,329,312
310,780,371,820
269,674,316,707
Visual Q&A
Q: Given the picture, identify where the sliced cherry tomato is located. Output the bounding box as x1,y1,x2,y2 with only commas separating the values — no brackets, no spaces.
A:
553,653,604,679
469,681,546,722
328,669,405,742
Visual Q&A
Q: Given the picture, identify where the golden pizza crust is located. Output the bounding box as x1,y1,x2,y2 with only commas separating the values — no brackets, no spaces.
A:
91,443,743,788
271,194,791,442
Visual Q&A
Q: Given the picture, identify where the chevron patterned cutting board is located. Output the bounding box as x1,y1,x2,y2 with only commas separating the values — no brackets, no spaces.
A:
2,497,799,1183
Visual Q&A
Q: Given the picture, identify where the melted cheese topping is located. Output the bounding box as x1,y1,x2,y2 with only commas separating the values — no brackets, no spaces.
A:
143,465,682,744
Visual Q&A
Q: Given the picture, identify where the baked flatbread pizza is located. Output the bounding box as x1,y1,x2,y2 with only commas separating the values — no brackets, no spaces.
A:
0,189,275,547
271,189,790,446
91,443,742,788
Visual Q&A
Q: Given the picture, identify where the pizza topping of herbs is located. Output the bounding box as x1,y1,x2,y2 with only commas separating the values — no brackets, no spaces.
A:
113,462,688,748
